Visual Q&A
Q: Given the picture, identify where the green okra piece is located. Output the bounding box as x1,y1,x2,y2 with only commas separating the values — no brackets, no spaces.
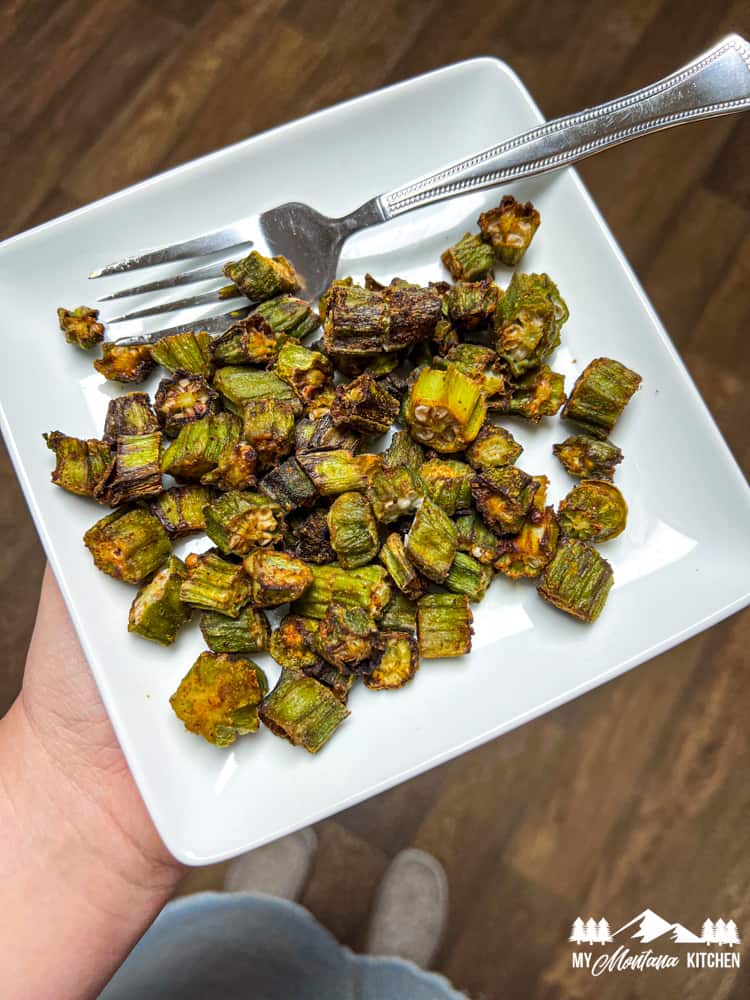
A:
405,497,458,583
466,423,523,470
442,278,500,332
212,366,300,417
259,668,349,753
385,282,442,351
57,306,104,350
297,449,382,496
445,551,493,602
84,508,171,583
151,485,211,539
200,605,271,653
150,331,213,377
478,195,540,267
243,548,313,607
269,615,321,671
299,414,360,454
434,344,507,401
44,431,112,498
170,651,268,747
561,357,642,439
405,364,486,453
252,294,320,339
471,466,540,536
454,511,501,565
330,373,399,436
537,538,613,623
327,492,379,569
259,456,317,511
103,393,159,443
94,343,155,383
553,434,623,481
180,550,252,617
417,593,473,659
154,371,220,438
322,282,388,356
379,592,417,633
557,479,627,543
95,431,163,506
379,532,425,600
293,563,392,621
294,417,317,454
274,341,332,408
161,412,242,481
223,250,297,301
204,490,284,555
363,632,419,690
505,365,567,422
287,508,336,565
200,441,257,491
494,272,568,377
243,398,296,468
419,459,473,516
431,316,460,355
494,475,559,579
367,466,424,524
382,430,425,470
316,602,378,672
441,232,495,281
303,660,355,701
128,556,191,645
210,314,279,366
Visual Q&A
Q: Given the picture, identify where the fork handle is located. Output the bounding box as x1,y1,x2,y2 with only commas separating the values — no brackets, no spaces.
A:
359,34,750,223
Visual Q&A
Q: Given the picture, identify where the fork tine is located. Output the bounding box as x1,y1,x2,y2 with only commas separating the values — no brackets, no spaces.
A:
97,261,228,302
105,286,244,324
89,217,259,278
112,307,251,346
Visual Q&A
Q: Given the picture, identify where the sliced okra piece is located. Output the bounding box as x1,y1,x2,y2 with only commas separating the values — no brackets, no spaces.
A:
434,343,507,401
259,668,349,753
300,414,360,454
269,615,321,671
379,592,417,632
212,366,300,416
405,364,487,453
383,429,425,470
330,373,399,436
442,277,500,332
95,431,163,506
327,492,379,569
297,449,381,496
405,497,458,583
94,343,155,383
379,532,425,600
151,484,211,539
223,250,297,301
259,456,317,512
466,423,523,470
419,459,473,516
204,490,283,555
103,392,158,443
303,660,355,701
495,476,559,580
368,466,424,524
252,294,319,338
494,272,568,377
44,431,112,497
557,479,627,542
471,466,539,535
243,398,296,468
537,538,613,623
384,283,442,351
417,593,473,658
57,306,104,349
210,313,279,366
128,556,191,645
454,511,500,565
505,365,567,422
150,331,213,377
287,508,336,565
316,602,378,672
201,441,257,491
445,551,493,602
170,652,268,746
431,316,461,355
293,563,392,620
84,508,171,583
363,632,419,690
243,548,313,607
180,550,252,617
200,605,271,653
561,357,642,439
322,282,388,356
319,277,354,321
161,412,241,480
274,341,332,408
553,434,623,481
478,195,540,266
154,371,219,437
441,232,495,281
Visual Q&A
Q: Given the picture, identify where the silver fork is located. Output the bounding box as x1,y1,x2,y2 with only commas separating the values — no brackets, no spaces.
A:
94,34,750,345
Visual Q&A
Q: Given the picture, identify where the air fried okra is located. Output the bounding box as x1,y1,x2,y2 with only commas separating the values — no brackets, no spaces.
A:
316,602,378,672
557,480,627,542
367,466,424,524
441,232,495,281
405,364,487,452
200,606,271,653
327,492,379,569
223,250,298,301
417,593,473,658
84,509,171,583
58,306,105,350
537,538,614,623
471,466,539,536
103,393,159,443
562,358,642,439
180,550,252,617
128,556,191,645
170,652,268,746
466,423,523,470
405,498,458,583
259,668,349,753
505,365,567,422
293,563,392,620
154,371,219,437
94,343,155,383
379,532,425,600
478,196,540,266
330,374,399,436
151,485,211,539
204,491,284,555
44,432,113,497
495,476,559,579
363,632,420,690
243,549,313,607
150,331,213,377
553,434,623,481
95,431,163,506
494,272,568,377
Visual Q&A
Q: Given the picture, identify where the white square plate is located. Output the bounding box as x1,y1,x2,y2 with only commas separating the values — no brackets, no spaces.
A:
1,59,749,864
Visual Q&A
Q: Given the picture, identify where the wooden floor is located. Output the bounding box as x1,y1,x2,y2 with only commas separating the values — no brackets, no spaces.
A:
2,2,749,997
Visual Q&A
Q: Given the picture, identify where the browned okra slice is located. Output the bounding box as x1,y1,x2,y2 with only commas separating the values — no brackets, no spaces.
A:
200,441,257,492
212,366,301,416
495,272,568,376
210,313,279,366
495,476,559,580
299,414,360,454
419,459,473,516
316,602,378,672
103,393,159,443
466,423,523,471
330,373,399,436
405,364,486,453
170,652,268,746
274,341,333,408
363,631,419,690
44,431,112,497
441,278,501,333
537,538,613,623
441,232,495,281
471,466,539,536
454,511,500,565
552,434,623,481
557,480,627,542
243,398,296,468
368,466,424,524
478,195,540,266
562,357,642,439
180,550,252,617
57,306,104,349
150,331,213,377
259,457,317,512
444,551,493,602
203,490,283,555
379,533,425,600
298,449,381,496
84,508,171,583
259,668,349,753
434,344,507,401
286,508,336,565
200,606,271,653
243,549,313,608
293,563,392,621
505,365,566,422
95,432,163,506
384,282,442,351
405,497,458,583
417,593,473,658
128,556,191,645
327,492,379,569
154,371,220,438
269,615,322,671
379,592,417,632
382,429,425,470
161,412,242,481
223,250,297,301
253,294,320,338
151,485,211,539
94,343,155,383
322,283,387,356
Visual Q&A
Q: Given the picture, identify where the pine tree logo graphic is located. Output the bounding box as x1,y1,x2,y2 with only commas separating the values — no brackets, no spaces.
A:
570,911,741,947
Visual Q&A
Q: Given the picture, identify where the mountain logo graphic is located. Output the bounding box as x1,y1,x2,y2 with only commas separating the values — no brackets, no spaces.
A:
569,910,741,947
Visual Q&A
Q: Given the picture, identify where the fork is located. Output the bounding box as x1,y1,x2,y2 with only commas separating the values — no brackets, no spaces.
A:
93,34,750,345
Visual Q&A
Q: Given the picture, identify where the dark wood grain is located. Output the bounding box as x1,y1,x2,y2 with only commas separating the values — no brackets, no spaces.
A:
1,3,748,997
